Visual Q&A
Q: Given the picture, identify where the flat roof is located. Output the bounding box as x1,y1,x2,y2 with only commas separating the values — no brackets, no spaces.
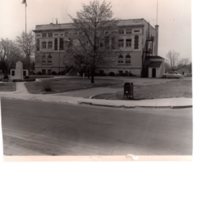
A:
34,18,155,32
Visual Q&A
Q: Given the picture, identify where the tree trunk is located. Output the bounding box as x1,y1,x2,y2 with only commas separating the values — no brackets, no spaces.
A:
91,65,95,83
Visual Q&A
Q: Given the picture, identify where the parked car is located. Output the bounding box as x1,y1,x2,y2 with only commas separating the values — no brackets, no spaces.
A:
162,72,183,79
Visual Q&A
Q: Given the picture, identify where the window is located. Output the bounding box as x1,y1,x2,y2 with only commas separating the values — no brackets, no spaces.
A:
104,31,109,35
134,35,139,49
48,69,52,75
126,39,132,48
134,29,140,33
118,54,124,64
126,28,132,34
104,36,110,49
99,42,104,48
42,33,47,38
119,29,124,34
23,71,27,77
48,41,53,49
42,54,46,64
65,32,68,37
11,70,15,76
48,32,53,37
42,41,47,49
111,37,115,49
54,38,58,50
42,69,46,75
59,38,64,50
125,54,131,64
118,39,124,48
47,54,52,64
36,39,40,51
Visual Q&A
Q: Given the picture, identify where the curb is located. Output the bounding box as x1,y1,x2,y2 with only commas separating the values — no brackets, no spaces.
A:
79,102,192,109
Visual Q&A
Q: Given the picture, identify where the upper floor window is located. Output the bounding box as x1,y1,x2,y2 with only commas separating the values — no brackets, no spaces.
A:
47,54,52,64
36,39,40,51
134,35,139,49
118,54,124,64
104,36,110,49
54,38,58,50
118,39,124,48
111,37,116,49
42,54,46,64
134,29,140,33
48,33,53,38
42,33,47,38
48,41,53,49
126,28,132,34
119,29,124,34
42,41,47,49
99,41,104,48
59,38,64,50
126,39,132,48
65,32,68,37
104,31,109,35
125,54,131,64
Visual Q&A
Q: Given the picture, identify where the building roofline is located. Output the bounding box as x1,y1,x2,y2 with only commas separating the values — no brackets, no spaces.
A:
33,18,156,32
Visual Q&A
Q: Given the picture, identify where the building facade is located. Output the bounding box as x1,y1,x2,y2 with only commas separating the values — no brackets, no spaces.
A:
34,19,159,77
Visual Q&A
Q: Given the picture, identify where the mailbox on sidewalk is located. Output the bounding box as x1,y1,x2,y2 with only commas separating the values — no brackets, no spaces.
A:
124,82,134,99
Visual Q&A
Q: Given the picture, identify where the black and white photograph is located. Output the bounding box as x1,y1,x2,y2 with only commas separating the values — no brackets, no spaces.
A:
0,0,192,160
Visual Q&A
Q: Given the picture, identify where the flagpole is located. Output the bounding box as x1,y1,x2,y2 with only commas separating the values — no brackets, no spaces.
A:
156,0,158,25
25,2,27,34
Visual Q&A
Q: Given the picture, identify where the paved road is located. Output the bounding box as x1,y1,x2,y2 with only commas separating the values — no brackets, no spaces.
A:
1,98,192,156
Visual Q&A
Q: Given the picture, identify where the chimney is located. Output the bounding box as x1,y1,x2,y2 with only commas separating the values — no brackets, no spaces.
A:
155,25,159,56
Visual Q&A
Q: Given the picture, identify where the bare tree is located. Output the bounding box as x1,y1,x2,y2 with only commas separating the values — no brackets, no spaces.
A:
0,39,22,76
16,31,35,70
178,58,190,66
70,0,115,83
166,50,179,69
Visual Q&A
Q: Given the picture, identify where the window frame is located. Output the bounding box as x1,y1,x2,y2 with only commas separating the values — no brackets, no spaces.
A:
126,39,132,48
118,39,124,48
134,35,139,49
118,54,124,64
125,54,131,64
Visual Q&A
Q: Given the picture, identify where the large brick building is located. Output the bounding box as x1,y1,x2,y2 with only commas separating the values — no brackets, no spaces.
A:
34,18,161,77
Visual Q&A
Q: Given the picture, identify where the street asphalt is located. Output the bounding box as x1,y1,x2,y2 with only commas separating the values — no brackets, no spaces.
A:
1,98,192,156
0,81,193,157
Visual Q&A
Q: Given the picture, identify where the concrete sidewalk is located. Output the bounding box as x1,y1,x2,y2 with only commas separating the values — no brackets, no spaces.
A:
0,82,192,109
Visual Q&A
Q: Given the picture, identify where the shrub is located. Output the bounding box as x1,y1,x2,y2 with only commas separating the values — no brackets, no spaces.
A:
52,71,57,75
37,72,42,75
118,71,124,76
99,70,106,76
109,72,115,76
42,81,52,92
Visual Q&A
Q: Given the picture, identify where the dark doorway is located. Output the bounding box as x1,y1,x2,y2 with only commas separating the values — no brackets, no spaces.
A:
152,68,156,78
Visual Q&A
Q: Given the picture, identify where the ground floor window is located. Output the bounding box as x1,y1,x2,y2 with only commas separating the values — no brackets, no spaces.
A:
42,54,46,64
118,54,124,64
125,54,131,64
11,70,15,76
47,54,52,64
48,69,52,75
42,69,46,75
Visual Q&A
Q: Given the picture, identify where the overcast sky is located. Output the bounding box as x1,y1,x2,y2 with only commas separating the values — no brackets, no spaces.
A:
0,0,191,60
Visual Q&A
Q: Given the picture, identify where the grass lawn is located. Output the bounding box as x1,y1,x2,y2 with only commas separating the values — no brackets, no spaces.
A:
93,78,192,100
25,77,123,94
0,82,16,92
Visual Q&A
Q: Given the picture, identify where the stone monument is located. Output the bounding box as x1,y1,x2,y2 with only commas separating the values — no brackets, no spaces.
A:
10,61,29,81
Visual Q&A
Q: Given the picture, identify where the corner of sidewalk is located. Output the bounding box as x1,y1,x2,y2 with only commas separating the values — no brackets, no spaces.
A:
78,97,193,109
